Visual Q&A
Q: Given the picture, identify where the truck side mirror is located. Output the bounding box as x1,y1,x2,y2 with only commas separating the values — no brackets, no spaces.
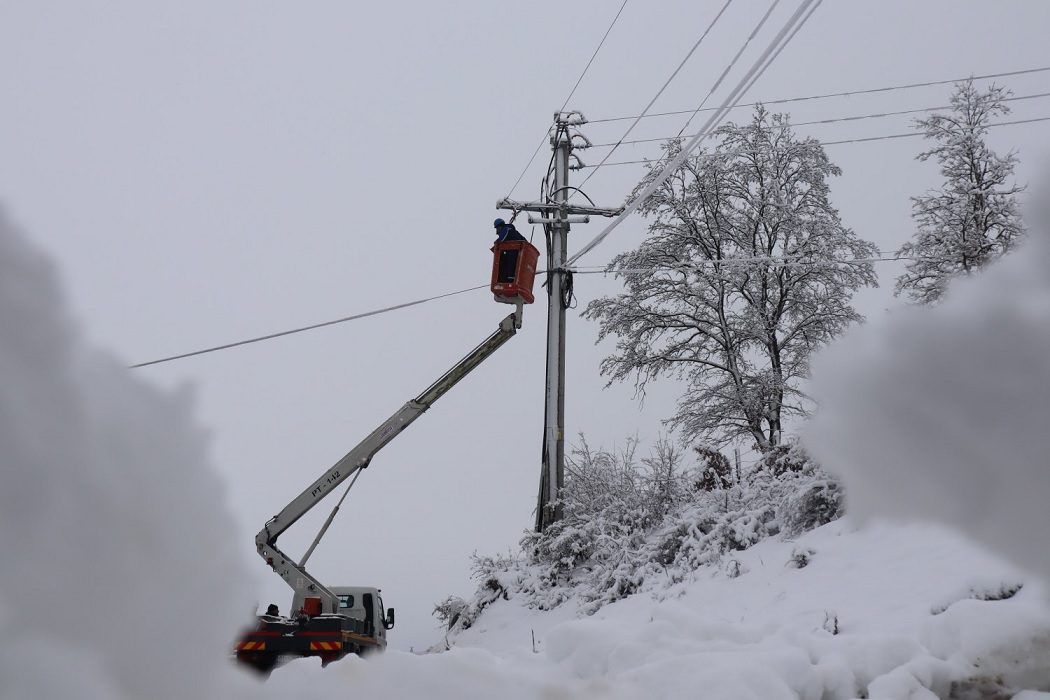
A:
384,607,395,630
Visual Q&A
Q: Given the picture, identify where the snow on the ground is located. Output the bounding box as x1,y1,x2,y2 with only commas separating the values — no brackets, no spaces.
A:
3,195,1050,700
806,194,1050,585
447,520,1050,698
267,519,1050,699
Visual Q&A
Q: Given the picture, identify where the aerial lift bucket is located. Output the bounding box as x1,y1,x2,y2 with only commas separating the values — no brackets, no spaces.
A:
491,239,540,304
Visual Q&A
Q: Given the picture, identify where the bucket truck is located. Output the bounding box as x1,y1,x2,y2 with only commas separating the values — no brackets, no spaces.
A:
234,237,540,674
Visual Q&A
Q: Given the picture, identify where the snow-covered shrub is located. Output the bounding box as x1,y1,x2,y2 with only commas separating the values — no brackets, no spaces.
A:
521,436,683,588
724,558,747,579
780,479,844,538
472,552,518,603
432,596,468,630
758,442,812,477
434,553,526,636
448,436,845,624
787,547,816,569
822,610,839,635
693,446,732,491
947,676,1014,700
931,580,1024,615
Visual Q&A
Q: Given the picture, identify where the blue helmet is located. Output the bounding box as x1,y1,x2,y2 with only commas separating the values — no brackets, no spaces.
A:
493,218,506,228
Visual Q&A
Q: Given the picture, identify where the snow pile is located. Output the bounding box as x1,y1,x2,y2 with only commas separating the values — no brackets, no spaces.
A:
805,198,1050,584
0,208,254,698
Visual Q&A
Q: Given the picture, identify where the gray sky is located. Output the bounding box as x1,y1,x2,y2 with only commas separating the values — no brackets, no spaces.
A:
2,1,1048,650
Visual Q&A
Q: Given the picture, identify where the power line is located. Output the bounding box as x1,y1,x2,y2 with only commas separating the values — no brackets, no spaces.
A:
572,247,907,267
586,65,1050,125
586,93,1050,149
559,0,629,114
502,0,629,201
131,249,926,369
569,253,915,275
673,0,771,139
577,115,1050,168
738,0,823,102
129,284,489,369
565,0,823,268
576,0,737,192
504,129,553,205
821,115,1050,145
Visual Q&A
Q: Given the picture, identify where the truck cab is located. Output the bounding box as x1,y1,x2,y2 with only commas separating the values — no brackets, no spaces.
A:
291,586,394,648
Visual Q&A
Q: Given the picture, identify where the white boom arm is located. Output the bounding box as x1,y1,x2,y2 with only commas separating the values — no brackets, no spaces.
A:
256,307,522,613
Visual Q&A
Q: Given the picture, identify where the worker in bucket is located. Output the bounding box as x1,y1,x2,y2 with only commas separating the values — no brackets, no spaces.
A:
265,603,280,617
494,218,526,242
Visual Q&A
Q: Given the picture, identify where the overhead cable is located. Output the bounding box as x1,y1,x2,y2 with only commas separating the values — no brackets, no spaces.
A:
558,0,629,114
129,284,489,369
587,92,1050,149
819,115,1050,144
587,65,1050,125
572,248,905,265
502,0,629,201
674,0,777,138
131,249,939,369
738,0,823,100
577,115,1050,168
565,0,823,268
576,0,737,192
568,254,915,275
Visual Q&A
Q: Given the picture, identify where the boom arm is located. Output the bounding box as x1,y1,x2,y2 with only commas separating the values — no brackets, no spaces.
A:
255,307,522,613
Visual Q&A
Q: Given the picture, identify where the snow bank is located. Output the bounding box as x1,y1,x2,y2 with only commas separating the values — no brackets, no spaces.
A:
805,195,1050,584
0,208,256,698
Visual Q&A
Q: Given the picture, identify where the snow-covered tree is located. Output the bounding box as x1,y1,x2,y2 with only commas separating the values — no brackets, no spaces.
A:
895,80,1025,304
585,108,877,450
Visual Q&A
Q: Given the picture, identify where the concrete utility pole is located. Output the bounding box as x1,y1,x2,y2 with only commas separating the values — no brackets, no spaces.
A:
498,111,622,532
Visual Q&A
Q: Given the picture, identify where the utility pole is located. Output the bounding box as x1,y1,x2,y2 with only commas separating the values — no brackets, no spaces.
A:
498,111,622,531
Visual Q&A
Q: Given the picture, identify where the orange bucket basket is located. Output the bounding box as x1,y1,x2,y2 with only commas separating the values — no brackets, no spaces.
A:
490,239,541,304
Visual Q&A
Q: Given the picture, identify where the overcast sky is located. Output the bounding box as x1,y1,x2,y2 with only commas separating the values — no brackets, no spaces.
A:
2,1,1048,650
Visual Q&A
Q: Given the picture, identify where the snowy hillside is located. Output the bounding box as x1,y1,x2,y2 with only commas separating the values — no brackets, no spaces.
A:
267,520,1050,699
